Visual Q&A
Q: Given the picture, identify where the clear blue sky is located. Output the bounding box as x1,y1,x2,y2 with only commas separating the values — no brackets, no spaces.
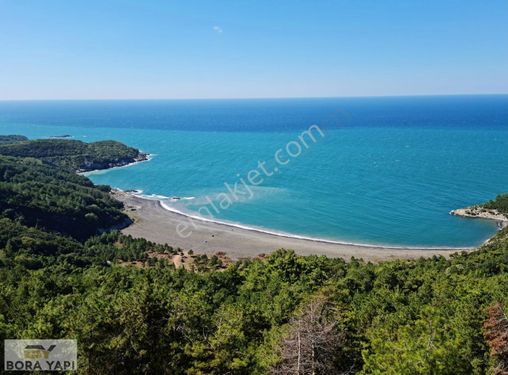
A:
1,0,507,100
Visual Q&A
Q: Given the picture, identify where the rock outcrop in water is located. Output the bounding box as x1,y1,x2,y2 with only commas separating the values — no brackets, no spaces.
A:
450,206,508,228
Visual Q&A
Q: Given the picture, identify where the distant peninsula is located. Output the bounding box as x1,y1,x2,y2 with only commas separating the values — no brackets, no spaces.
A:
0,135,148,173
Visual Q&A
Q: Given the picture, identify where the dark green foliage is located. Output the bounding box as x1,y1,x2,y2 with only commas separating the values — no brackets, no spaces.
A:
484,193,508,214
0,155,128,239
0,135,28,145
0,138,144,171
1,232,507,374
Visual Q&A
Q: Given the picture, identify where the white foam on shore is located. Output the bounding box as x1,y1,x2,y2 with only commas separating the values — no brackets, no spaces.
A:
140,193,171,200
156,199,469,251
122,188,144,195
131,193,195,201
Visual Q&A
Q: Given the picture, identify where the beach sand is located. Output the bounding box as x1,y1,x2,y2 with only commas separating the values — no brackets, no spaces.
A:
115,191,471,262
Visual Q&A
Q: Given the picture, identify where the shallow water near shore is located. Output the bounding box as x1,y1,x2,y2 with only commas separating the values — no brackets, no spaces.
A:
1,96,507,247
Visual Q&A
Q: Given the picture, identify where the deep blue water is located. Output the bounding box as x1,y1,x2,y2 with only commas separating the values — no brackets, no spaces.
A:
1,95,507,247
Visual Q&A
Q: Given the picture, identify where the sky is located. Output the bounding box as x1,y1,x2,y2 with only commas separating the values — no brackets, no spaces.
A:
0,0,507,100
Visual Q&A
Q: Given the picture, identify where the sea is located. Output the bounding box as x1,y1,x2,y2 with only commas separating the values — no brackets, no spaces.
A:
1,95,507,247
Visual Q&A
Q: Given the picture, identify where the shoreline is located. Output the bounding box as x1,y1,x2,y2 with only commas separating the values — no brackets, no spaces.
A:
113,190,471,261
80,153,153,176
156,197,467,251
450,206,508,229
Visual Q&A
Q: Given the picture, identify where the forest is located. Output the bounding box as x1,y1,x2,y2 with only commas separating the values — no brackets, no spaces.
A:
0,136,146,172
0,137,507,374
0,156,128,240
485,194,508,216
0,135,29,145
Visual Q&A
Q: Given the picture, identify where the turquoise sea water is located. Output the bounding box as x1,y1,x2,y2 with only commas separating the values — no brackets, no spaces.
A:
1,96,507,247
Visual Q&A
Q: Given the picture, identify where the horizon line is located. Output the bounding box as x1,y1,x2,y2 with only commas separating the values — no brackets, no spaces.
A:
0,92,507,103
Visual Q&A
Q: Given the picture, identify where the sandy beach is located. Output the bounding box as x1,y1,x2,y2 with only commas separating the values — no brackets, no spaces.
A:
114,191,471,261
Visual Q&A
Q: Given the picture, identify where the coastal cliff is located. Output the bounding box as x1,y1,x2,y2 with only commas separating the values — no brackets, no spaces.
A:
76,151,148,173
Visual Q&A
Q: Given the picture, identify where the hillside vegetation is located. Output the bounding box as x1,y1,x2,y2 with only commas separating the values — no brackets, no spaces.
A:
0,135,28,145
0,156,128,240
0,137,146,172
1,225,507,374
0,136,507,374
484,193,508,215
